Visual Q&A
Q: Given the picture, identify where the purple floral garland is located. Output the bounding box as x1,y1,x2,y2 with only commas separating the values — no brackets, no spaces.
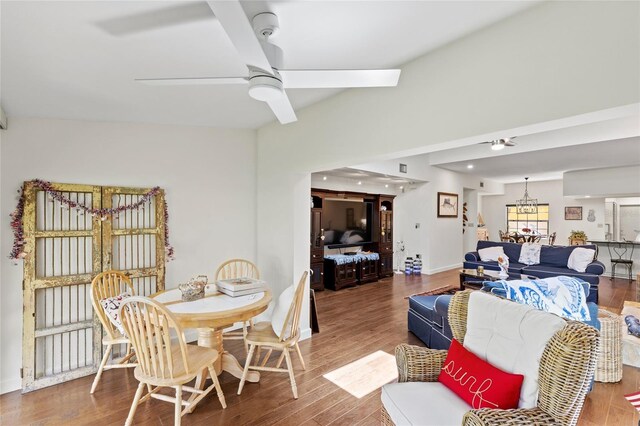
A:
9,179,174,262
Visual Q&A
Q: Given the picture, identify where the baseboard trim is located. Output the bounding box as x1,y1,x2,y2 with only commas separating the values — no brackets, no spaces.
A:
1,377,21,395
425,263,462,275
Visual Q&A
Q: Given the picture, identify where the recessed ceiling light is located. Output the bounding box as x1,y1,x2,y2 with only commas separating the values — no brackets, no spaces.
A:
322,176,327,181
467,164,474,169
357,181,362,185
385,184,389,188
585,195,591,198
399,186,404,190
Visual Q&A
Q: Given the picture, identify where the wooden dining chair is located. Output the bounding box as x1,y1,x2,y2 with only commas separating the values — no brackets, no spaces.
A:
121,296,226,426
215,259,260,351
498,230,511,242
238,271,308,399
548,231,557,245
89,271,137,394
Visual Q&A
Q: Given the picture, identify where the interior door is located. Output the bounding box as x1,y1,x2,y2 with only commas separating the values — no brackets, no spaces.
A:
22,183,167,392
22,182,102,392
101,186,166,296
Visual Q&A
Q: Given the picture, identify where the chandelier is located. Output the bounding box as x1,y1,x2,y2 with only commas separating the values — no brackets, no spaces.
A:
516,177,538,214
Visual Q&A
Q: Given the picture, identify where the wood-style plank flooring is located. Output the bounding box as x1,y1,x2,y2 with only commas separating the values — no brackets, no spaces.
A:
0,270,637,425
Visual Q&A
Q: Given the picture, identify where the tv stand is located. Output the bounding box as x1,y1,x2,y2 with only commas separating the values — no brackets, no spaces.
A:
310,189,395,291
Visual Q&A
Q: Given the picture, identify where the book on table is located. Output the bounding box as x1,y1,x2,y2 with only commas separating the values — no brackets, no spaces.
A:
216,278,267,297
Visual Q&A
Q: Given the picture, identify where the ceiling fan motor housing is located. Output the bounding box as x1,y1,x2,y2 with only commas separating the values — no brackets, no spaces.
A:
252,12,279,39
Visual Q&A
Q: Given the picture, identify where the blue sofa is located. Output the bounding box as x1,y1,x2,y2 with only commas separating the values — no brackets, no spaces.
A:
408,279,600,351
463,240,605,303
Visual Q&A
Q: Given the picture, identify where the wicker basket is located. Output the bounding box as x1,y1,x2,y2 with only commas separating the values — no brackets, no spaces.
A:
595,309,622,382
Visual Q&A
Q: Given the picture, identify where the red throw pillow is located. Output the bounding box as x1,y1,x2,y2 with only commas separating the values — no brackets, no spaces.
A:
438,339,524,410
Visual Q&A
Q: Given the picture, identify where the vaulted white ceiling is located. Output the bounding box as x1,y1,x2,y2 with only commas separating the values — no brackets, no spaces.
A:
0,1,536,129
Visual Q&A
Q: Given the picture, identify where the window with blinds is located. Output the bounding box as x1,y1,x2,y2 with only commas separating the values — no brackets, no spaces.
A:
506,204,549,236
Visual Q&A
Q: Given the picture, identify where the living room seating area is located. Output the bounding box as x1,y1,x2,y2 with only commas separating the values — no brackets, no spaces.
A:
463,240,605,303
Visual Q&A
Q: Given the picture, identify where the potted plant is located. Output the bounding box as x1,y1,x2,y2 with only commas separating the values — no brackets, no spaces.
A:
569,230,587,245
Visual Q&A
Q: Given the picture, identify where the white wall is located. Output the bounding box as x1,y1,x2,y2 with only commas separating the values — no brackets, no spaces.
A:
0,118,256,393
481,179,606,244
393,184,429,271
463,188,479,254
564,165,640,197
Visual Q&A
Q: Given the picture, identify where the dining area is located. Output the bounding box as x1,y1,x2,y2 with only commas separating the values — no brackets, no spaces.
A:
499,229,556,245
90,259,308,425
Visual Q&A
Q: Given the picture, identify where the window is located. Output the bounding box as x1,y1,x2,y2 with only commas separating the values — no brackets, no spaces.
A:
506,204,549,236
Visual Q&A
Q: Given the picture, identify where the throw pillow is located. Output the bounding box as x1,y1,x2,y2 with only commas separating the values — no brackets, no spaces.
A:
518,243,542,266
567,248,596,273
99,292,132,335
478,246,506,262
438,339,524,410
271,285,296,339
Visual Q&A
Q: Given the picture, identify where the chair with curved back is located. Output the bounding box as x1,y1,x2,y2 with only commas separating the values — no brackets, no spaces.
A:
238,271,308,399
381,290,599,426
89,270,137,394
548,231,557,246
121,296,226,425
498,230,510,242
215,259,260,351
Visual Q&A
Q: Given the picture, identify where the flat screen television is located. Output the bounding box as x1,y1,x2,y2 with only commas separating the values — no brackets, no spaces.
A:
322,198,373,247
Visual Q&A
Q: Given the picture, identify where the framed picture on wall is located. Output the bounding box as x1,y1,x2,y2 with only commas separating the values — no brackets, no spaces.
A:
565,206,583,220
437,192,459,218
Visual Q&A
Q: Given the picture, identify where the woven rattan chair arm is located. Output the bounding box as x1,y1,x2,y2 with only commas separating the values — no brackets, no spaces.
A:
395,344,448,383
463,408,560,425
537,321,599,425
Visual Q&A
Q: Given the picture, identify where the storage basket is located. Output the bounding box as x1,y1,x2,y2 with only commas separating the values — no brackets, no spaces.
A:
595,308,622,382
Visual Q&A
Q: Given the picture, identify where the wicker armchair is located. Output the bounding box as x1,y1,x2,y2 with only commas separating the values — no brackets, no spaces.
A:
382,290,599,426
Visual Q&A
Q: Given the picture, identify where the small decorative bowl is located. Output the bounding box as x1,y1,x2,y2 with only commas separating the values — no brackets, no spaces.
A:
178,275,208,302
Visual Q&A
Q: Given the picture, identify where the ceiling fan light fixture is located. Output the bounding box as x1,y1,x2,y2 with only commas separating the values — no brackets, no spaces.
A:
248,73,283,102
491,140,505,151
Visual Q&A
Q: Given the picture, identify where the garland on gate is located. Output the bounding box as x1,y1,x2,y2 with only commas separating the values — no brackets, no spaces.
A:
9,179,174,262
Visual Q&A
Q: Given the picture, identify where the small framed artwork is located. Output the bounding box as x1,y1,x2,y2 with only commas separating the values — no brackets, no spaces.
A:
565,206,583,220
437,192,459,218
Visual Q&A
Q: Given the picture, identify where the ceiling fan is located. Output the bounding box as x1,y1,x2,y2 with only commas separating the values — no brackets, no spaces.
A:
480,137,517,151
130,1,402,124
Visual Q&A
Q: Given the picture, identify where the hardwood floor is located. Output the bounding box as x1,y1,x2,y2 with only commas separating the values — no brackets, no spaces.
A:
1,270,637,425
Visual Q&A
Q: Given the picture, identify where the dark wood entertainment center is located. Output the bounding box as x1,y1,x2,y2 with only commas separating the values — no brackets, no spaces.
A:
310,189,395,291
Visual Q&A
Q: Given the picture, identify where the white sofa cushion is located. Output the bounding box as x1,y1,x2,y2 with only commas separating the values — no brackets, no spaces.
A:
478,246,505,262
567,247,596,272
381,381,470,426
463,291,566,408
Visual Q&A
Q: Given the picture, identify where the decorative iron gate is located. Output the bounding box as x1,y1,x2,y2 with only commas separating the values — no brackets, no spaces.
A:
21,182,166,392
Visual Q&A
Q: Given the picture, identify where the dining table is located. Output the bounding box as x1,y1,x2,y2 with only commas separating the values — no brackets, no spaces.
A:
511,232,543,243
152,283,272,390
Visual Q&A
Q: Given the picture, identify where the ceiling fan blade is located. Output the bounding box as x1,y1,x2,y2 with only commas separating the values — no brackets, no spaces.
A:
135,77,248,86
279,69,401,89
96,3,214,36
266,91,297,124
206,1,273,75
